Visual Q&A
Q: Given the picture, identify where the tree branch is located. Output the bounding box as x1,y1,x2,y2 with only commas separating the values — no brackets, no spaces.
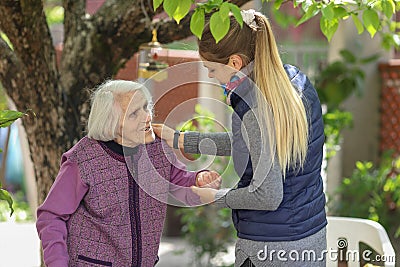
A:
93,0,150,64
62,0,86,48
4,1,55,66
0,1,24,49
59,0,148,96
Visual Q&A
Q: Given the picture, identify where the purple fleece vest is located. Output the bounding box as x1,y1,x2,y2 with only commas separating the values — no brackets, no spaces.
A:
66,137,176,267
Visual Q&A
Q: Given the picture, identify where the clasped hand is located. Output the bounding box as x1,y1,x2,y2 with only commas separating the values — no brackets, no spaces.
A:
194,171,220,204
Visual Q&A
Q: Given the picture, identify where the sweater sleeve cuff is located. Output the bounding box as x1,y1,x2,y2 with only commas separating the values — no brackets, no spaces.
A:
184,131,200,154
214,188,231,208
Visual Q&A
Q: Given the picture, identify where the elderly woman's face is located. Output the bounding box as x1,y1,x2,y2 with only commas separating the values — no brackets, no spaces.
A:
116,90,155,147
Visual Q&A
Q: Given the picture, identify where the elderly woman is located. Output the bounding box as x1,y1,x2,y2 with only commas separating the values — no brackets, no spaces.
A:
36,80,221,267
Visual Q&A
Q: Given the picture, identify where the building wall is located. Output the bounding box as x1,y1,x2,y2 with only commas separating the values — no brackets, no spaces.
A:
327,20,392,179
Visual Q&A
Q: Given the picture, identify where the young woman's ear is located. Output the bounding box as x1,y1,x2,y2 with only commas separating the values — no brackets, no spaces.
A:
228,55,243,71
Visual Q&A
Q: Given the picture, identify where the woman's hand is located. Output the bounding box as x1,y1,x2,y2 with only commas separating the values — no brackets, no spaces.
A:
196,171,221,189
152,123,175,148
191,186,217,204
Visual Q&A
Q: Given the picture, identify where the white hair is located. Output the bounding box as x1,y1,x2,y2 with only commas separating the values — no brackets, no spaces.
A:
87,80,152,141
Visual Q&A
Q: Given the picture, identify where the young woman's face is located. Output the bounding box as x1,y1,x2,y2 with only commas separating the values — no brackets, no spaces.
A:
202,60,237,84
116,90,155,147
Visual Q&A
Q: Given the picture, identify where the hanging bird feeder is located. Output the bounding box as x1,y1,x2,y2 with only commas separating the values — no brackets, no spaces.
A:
137,29,169,81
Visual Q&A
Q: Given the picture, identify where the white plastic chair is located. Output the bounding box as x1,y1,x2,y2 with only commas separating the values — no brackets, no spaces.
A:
326,216,396,267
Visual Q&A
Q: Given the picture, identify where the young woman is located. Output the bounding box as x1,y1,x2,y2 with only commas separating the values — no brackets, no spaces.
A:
36,80,221,267
153,9,327,267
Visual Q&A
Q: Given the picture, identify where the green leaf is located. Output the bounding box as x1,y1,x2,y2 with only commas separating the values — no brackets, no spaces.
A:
0,110,24,128
381,0,396,20
202,3,218,13
191,8,205,39
333,7,349,19
389,21,396,32
172,0,192,24
219,2,230,18
153,0,164,10
228,3,243,27
320,17,338,42
321,3,335,21
212,0,223,6
299,0,315,12
355,161,365,171
339,49,356,63
0,189,14,216
360,53,381,64
274,0,284,9
210,11,230,43
199,0,223,13
351,14,364,34
296,3,319,26
273,0,285,9
45,5,64,25
0,33,13,50
163,0,179,19
363,9,380,38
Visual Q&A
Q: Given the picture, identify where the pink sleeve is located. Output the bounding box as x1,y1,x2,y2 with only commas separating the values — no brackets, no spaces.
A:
169,155,202,206
36,153,88,267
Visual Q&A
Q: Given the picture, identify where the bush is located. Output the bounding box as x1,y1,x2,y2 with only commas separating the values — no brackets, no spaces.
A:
0,191,33,222
329,151,400,240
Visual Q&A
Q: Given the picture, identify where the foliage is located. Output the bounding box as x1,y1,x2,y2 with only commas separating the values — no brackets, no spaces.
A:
177,207,234,266
329,151,400,239
315,49,380,111
157,0,400,48
0,110,28,216
322,109,353,161
176,104,237,266
0,191,33,222
45,5,64,26
156,0,243,43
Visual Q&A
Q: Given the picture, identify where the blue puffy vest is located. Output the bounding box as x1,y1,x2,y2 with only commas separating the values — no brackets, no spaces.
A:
229,64,327,241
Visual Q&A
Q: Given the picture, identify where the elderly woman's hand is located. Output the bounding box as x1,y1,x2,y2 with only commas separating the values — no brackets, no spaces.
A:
191,186,217,204
196,170,222,189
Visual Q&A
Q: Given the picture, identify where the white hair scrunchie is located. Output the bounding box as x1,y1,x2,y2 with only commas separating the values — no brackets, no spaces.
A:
240,9,262,28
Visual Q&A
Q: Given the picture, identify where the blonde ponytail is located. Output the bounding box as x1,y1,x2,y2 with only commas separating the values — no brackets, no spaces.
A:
253,15,308,177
